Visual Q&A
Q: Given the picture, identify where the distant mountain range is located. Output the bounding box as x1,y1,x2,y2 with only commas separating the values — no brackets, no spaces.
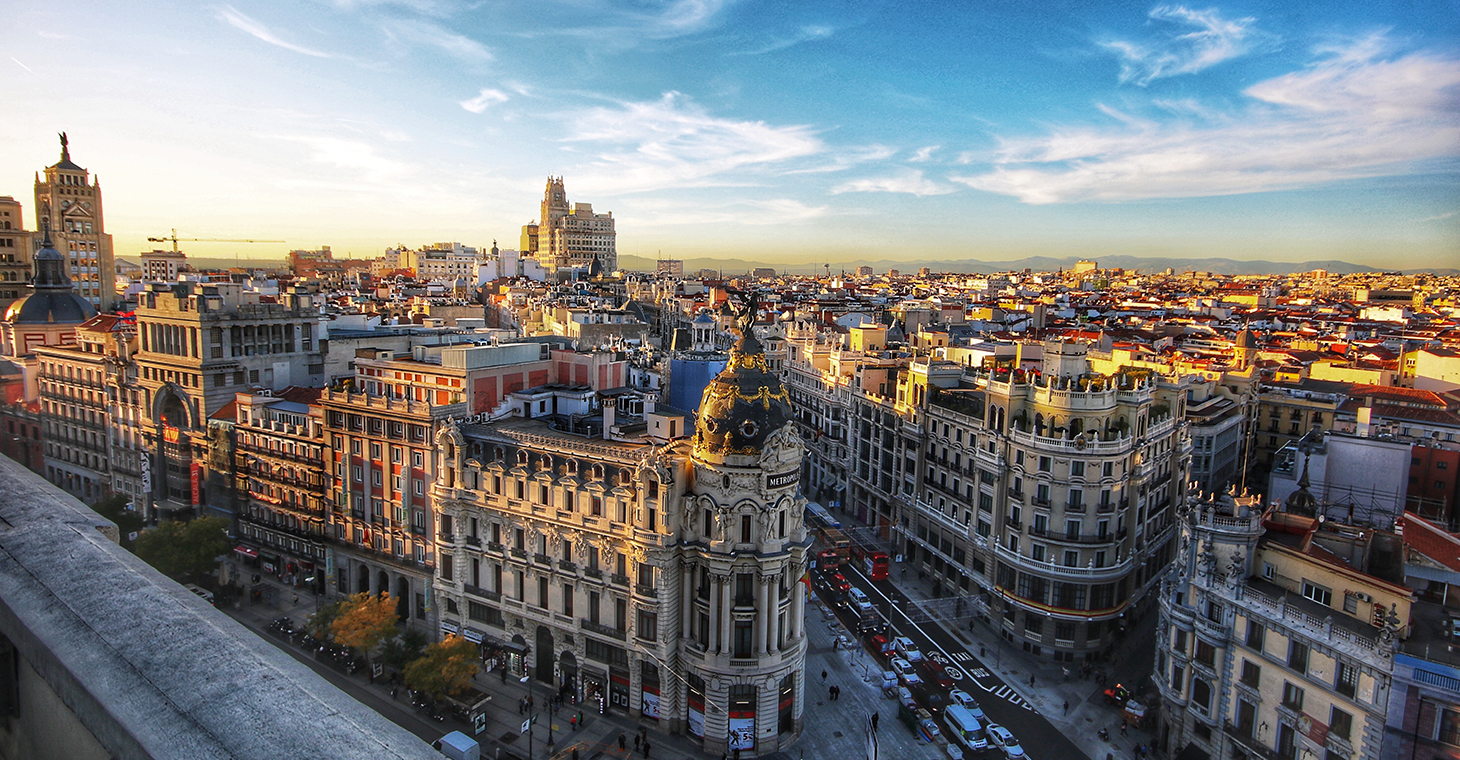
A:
121,254,1457,278
619,254,1458,277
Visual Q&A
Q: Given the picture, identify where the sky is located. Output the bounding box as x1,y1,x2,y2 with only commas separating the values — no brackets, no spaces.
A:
1,0,1457,269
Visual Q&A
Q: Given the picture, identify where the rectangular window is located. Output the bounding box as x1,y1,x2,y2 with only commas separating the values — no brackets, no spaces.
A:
539,576,549,608
615,598,627,632
1329,707,1352,741
1441,709,1460,746
1246,621,1265,651
442,554,453,581
1282,681,1304,711
563,584,574,618
592,496,603,516
1196,640,1215,667
637,609,658,642
589,591,601,624
1240,660,1260,688
1038,456,1051,472
741,515,752,543
734,621,753,658
1336,660,1358,698
1288,641,1309,673
1071,461,1085,477
1302,580,1332,607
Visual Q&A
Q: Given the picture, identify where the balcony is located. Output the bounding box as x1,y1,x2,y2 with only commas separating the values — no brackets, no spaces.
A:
410,525,425,536
993,542,1133,580
485,540,502,553
533,553,551,566
580,619,627,641
463,584,500,602
559,560,578,573
1031,496,1051,508
585,568,603,580
1097,501,1115,514
464,535,481,547
1065,501,1087,513
636,584,658,598
611,573,630,587
510,548,527,560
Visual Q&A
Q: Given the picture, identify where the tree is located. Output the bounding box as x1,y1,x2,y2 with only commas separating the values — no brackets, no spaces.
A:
403,635,479,699
89,494,145,547
330,592,398,668
133,516,231,580
380,627,429,672
306,599,344,639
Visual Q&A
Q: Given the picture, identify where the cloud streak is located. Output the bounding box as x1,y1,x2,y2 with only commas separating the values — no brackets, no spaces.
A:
565,91,823,193
728,24,833,56
1102,5,1277,85
833,169,954,197
217,5,331,58
460,88,509,113
954,40,1460,204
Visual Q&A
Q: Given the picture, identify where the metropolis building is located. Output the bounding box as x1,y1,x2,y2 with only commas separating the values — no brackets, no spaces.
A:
431,303,809,756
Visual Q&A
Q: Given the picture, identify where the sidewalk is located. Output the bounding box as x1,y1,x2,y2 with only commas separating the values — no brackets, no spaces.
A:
223,577,761,760
883,568,1161,760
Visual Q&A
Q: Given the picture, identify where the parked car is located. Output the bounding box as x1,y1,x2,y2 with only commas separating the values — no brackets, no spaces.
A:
897,686,918,711
987,724,1027,759
890,657,923,686
924,659,954,689
892,636,924,663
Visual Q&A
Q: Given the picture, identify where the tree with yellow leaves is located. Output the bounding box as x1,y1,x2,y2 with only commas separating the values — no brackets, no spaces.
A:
330,592,399,671
403,634,480,699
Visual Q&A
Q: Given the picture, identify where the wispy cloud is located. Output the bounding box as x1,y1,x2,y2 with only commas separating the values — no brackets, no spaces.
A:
650,0,730,38
954,39,1460,204
565,91,823,193
275,135,412,184
385,18,493,63
728,24,833,56
217,5,331,58
909,145,940,163
625,197,829,227
832,169,954,197
1102,5,1277,85
460,88,509,113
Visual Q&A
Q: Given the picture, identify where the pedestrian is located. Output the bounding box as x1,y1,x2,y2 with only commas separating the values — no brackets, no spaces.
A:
871,711,879,731
577,710,583,726
572,749,579,760
391,686,398,700
829,685,835,701
642,740,650,758
1063,700,1069,714
569,714,577,731
822,669,828,684
1119,720,1128,736
980,645,985,657
619,733,627,751
636,735,642,751
501,666,507,684
1029,675,1035,687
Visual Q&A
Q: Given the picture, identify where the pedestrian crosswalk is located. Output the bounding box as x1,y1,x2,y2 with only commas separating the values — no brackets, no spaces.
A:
951,651,972,662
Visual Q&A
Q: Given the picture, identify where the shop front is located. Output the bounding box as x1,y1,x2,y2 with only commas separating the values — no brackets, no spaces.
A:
583,668,607,714
609,668,631,714
640,661,660,722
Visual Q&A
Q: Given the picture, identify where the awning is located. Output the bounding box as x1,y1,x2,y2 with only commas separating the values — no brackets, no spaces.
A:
441,621,460,635
462,628,484,643
233,546,259,558
483,635,529,654
259,553,280,565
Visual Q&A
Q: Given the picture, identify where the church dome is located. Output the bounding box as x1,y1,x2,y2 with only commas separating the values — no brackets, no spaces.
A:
692,300,792,458
1234,328,1256,349
3,227,96,326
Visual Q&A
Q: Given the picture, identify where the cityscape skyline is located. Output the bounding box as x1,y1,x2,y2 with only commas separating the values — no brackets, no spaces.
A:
2,1,1457,268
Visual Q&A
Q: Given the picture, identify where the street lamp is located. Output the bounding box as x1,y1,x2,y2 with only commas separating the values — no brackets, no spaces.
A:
521,671,555,752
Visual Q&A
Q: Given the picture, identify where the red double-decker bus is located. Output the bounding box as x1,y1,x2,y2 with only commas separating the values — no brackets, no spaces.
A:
854,546,890,580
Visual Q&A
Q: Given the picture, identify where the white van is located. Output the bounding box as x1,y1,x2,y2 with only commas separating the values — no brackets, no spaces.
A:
944,704,989,751
848,587,869,605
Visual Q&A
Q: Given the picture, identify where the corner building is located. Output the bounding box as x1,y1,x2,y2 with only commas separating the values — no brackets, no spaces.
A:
433,318,809,756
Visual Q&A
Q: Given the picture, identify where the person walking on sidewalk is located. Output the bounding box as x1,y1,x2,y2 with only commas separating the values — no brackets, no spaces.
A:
821,669,828,684
1063,700,1069,715
618,733,626,751
642,740,650,758
635,735,641,752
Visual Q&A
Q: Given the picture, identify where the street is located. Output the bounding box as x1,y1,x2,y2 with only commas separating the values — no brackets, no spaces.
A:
816,561,1091,760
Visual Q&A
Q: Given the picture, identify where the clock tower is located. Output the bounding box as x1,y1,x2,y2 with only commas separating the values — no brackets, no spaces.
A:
34,133,115,310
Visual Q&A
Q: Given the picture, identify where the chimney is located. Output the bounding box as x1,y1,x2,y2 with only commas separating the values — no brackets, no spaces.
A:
603,402,616,441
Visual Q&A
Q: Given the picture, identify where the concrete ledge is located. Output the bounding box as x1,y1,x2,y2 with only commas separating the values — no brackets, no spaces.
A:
0,456,442,760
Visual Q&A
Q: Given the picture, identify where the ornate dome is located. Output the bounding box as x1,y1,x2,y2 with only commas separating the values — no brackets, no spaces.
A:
1234,328,1256,349
692,297,792,458
3,226,96,326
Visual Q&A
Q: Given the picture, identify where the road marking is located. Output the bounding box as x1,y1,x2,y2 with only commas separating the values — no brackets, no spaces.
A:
952,652,972,662
972,668,991,678
847,566,1036,712
944,667,964,681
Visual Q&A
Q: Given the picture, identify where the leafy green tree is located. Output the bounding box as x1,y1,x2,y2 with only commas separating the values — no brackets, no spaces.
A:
380,628,429,672
306,599,344,639
133,516,230,580
403,635,479,699
89,494,145,547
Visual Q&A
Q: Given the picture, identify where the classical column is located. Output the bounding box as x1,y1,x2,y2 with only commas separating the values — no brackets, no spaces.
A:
718,575,733,655
769,582,781,655
792,572,806,642
756,577,770,655
681,562,694,645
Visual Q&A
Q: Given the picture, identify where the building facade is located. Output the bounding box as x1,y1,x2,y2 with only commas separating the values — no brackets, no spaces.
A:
431,308,808,756
0,196,33,314
524,178,617,273
33,135,115,310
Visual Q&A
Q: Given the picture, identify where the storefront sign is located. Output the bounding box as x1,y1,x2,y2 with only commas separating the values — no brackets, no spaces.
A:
140,452,151,493
767,470,798,489
728,717,755,751
163,425,180,444
687,704,705,738
463,628,484,643
190,462,201,506
641,688,660,719
441,622,460,635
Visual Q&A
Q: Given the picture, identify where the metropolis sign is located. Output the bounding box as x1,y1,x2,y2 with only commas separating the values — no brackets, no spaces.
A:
766,470,798,489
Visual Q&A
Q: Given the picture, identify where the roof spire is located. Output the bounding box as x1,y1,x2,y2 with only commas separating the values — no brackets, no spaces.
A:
59,132,69,163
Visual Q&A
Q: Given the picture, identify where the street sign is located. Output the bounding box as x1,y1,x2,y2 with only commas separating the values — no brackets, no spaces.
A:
521,719,531,734
473,711,486,735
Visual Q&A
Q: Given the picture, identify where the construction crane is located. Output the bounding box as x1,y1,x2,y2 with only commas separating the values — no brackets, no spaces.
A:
147,229,286,267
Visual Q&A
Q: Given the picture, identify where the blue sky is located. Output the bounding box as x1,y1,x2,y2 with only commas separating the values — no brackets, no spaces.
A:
2,0,1457,268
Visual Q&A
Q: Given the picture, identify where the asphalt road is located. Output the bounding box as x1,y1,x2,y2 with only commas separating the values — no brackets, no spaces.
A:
818,563,1090,760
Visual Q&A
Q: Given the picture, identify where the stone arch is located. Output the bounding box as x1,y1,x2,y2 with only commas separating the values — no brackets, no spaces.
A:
376,569,389,597
560,650,578,693
396,576,410,620
357,565,370,595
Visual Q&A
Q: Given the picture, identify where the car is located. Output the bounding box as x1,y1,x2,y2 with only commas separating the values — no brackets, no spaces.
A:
867,634,894,661
897,686,917,710
986,724,1027,759
831,573,851,593
890,657,923,686
848,587,869,605
949,689,978,709
912,686,947,716
923,659,954,689
892,636,924,663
